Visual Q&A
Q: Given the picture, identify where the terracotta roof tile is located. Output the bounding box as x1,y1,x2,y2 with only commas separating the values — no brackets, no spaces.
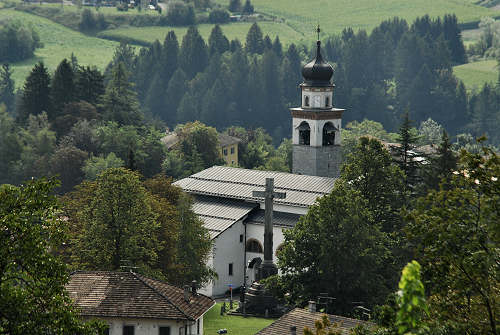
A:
67,271,215,321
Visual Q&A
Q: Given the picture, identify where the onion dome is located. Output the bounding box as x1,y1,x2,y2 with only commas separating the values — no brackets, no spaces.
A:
301,40,333,86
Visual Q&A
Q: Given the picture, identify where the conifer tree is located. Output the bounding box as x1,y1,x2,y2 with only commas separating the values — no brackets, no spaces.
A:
51,59,76,119
101,62,142,125
395,111,421,195
242,0,253,14
18,62,51,123
162,31,179,79
443,14,467,64
263,35,272,51
228,0,241,12
75,66,105,106
245,23,264,54
208,25,230,55
164,69,187,126
272,36,283,58
422,131,457,191
179,26,208,79
0,63,15,113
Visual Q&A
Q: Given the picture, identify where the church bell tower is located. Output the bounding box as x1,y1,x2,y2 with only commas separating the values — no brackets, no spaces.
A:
291,29,344,178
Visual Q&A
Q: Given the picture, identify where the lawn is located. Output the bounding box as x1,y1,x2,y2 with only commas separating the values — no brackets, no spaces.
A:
98,21,305,46
215,0,496,37
453,59,498,90
20,2,162,16
203,303,275,335
0,9,119,87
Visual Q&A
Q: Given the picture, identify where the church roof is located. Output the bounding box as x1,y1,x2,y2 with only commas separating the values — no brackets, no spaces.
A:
67,271,215,321
191,195,257,239
174,166,336,208
245,209,300,228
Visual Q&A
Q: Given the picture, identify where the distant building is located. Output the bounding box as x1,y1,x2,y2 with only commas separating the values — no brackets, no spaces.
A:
67,271,215,335
218,134,240,166
256,303,372,335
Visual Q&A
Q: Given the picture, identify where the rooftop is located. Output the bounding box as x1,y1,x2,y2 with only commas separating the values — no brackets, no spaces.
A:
256,308,371,335
174,166,336,208
218,133,241,147
67,271,215,321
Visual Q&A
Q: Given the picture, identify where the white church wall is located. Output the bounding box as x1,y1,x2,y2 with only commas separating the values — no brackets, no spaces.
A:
197,254,213,297
211,221,245,297
292,116,342,147
96,317,198,335
245,223,287,275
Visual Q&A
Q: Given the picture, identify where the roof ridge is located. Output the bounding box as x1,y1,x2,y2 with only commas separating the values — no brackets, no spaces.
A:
203,165,335,180
130,272,193,321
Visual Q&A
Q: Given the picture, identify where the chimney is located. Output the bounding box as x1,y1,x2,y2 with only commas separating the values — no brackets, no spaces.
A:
184,285,190,302
308,300,316,313
191,280,197,294
290,326,297,335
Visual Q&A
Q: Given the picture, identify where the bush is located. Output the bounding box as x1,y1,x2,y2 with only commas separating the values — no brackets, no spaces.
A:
79,8,96,31
208,8,230,24
166,1,195,26
0,20,42,62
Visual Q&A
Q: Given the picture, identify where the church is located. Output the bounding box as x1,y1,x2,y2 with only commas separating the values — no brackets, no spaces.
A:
174,36,344,297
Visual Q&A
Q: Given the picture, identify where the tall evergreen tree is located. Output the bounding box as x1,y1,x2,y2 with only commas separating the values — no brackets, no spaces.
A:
272,36,283,59
263,35,272,51
75,66,105,106
0,63,15,113
395,111,421,195
242,0,253,13
51,59,76,120
164,69,188,127
245,23,264,54
179,26,208,79
208,25,230,55
443,14,467,64
228,0,241,12
101,62,142,125
162,31,179,79
18,62,51,123
422,131,457,191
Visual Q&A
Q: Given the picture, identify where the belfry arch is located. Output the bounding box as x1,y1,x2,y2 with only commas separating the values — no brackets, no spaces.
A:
297,121,311,145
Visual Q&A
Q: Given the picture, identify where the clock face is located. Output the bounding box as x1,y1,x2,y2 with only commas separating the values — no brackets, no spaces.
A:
313,95,321,108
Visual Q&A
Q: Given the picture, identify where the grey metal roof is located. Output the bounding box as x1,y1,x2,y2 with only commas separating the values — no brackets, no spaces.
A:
174,166,336,208
245,209,301,228
218,134,241,147
191,196,257,239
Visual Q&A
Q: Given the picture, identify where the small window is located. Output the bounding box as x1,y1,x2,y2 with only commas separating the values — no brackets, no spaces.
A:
304,95,309,107
246,239,263,253
159,327,171,335
229,263,233,276
123,325,134,335
325,96,330,107
230,147,235,154
197,319,200,334
239,234,243,243
223,148,228,156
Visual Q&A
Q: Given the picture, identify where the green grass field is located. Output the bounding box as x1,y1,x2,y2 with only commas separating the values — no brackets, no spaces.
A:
0,9,119,87
98,21,305,46
203,303,275,335
454,59,498,89
215,0,496,37
20,2,162,16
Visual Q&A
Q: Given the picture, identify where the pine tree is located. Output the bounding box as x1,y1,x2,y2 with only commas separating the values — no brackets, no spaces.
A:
245,23,264,54
395,111,421,195
18,62,51,123
422,131,457,191
228,0,241,12
164,68,187,126
263,35,272,51
179,26,208,79
208,25,230,55
0,63,15,113
51,59,76,119
443,14,467,64
101,62,142,125
242,0,253,14
162,31,179,79
272,36,283,59
405,64,434,124
75,66,105,106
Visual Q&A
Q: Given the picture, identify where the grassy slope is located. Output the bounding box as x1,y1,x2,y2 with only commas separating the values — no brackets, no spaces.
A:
215,0,495,37
99,21,304,46
453,59,498,90
0,9,118,88
204,303,274,335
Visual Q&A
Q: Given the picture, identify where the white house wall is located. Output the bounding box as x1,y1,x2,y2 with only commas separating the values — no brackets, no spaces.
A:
97,317,204,335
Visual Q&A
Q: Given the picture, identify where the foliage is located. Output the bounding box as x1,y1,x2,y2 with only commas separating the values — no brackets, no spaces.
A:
417,118,442,145
304,314,341,335
0,63,15,113
209,8,230,24
166,1,195,26
277,180,391,315
228,0,241,12
242,0,254,14
82,152,124,181
395,261,429,335
406,145,499,334
341,119,398,155
0,178,102,334
18,62,52,124
0,19,42,62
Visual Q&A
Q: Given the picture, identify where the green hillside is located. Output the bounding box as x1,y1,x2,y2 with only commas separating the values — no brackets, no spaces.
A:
98,21,304,46
0,9,119,88
453,59,498,90
215,0,496,36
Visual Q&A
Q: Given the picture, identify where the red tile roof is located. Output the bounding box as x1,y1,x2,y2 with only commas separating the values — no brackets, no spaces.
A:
67,271,215,321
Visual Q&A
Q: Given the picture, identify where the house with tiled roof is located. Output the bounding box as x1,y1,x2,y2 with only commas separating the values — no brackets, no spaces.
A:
173,37,344,298
256,303,372,335
67,271,215,335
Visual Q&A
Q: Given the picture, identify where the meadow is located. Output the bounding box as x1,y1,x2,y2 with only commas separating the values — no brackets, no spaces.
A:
453,59,498,90
0,9,119,87
203,303,275,335
98,21,305,46
215,0,496,37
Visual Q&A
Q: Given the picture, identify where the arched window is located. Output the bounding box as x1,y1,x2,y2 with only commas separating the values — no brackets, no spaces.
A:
298,121,310,145
325,96,330,107
304,96,309,107
322,122,336,146
246,239,263,253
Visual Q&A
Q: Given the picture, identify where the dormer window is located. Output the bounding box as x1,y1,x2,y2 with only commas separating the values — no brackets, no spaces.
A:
298,121,310,145
304,96,309,107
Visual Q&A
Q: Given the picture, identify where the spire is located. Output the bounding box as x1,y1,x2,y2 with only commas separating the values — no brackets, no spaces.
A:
301,24,333,87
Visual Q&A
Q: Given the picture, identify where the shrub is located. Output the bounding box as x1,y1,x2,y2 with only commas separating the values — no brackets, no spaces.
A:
166,1,195,26
79,8,96,31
